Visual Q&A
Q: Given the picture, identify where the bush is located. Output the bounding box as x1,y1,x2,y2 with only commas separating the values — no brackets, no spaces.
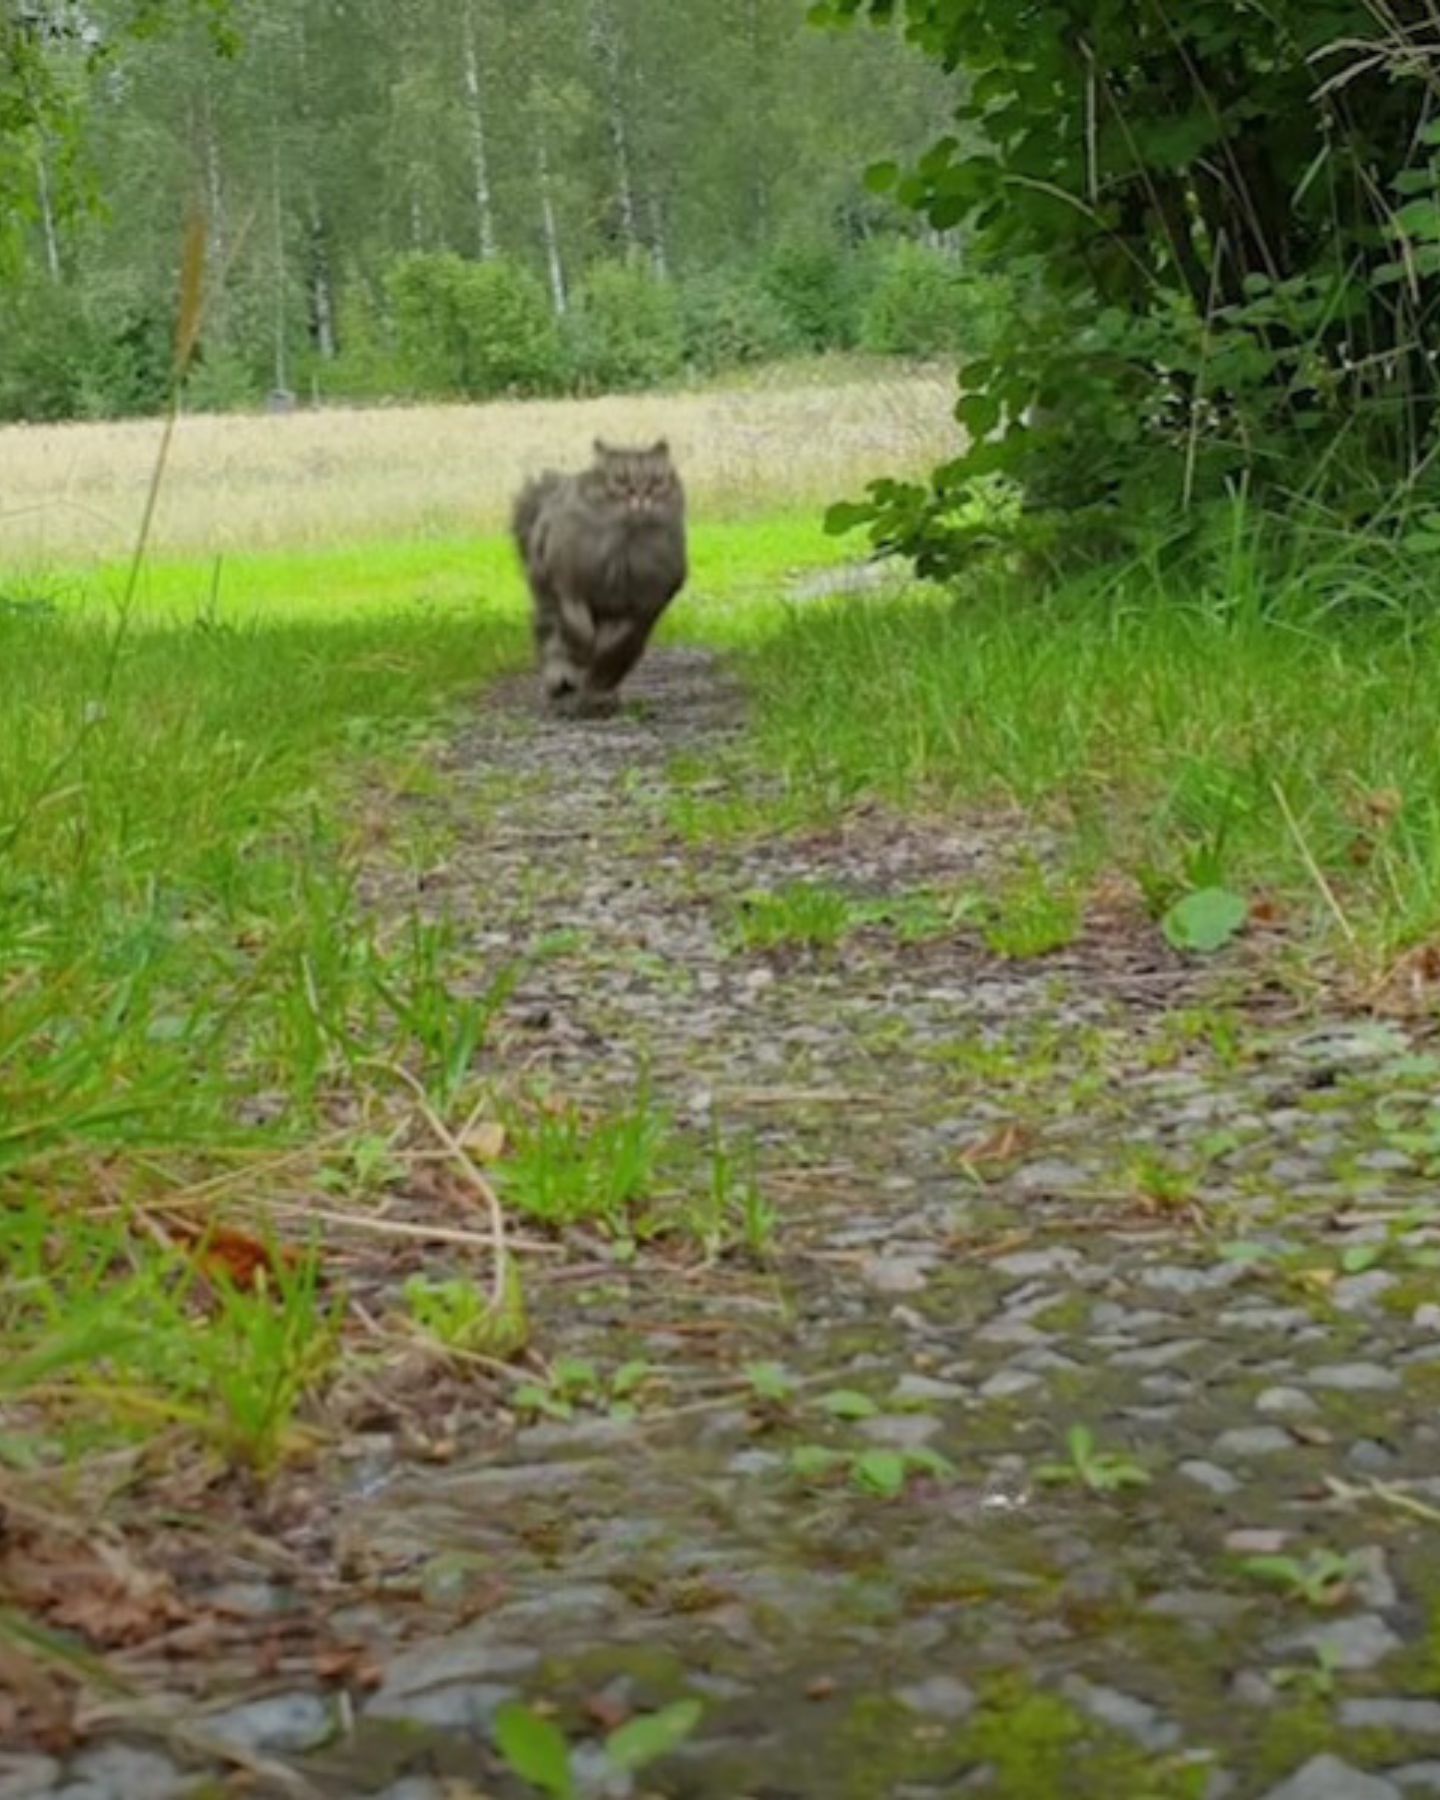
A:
184,342,264,413
305,289,412,404
679,271,800,373
385,252,562,399
859,240,996,360
565,259,685,393
759,236,864,350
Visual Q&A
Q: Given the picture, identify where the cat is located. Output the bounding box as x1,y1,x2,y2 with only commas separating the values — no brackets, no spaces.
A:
511,438,688,713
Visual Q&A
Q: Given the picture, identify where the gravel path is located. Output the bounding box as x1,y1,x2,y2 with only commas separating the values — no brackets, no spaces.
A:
20,648,1440,1800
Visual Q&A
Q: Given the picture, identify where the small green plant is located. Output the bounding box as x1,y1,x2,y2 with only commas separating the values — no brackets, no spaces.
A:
1269,1644,1343,1701
690,1130,776,1262
789,1440,954,1498
402,1263,529,1360
731,881,856,951
981,864,1081,959
512,1356,660,1423
497,1090,674,1235
493,1696,703,1798
1241,1549,1360,1609
1162,888,1249,955
744,1360,799,1408
1034,1425,1151,1494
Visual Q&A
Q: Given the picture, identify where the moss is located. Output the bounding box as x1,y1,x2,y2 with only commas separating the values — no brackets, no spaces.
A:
959,1677,1213,1798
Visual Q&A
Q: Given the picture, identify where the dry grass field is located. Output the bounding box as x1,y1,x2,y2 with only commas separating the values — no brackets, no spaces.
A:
0,362,955,565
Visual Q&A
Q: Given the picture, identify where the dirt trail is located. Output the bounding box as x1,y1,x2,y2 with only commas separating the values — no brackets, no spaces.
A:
24,650,1440,1800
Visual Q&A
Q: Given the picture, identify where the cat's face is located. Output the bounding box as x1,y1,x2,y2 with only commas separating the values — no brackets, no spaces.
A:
593,438,681,517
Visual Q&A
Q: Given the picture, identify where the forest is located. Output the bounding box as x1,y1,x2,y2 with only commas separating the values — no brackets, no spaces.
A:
9,3,1440,1798
1,0,966,417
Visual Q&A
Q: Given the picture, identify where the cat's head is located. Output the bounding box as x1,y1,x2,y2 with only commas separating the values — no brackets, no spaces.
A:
592,438,681,516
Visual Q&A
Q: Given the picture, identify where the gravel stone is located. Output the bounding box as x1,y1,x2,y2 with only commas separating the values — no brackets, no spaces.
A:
1179,1460,1242,1496
1307,1362,1401,1393
201,1693,334,1755
1259,1757,1400,1800
1284,1613,1403,1672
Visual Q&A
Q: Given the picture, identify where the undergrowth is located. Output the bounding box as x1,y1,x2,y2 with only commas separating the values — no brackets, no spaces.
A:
710,509,1440,968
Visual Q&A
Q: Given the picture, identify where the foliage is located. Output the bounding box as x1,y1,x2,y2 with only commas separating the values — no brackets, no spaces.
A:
699,506,1440,961
760,233,864,349
385,252,562,399
857,238,1003,359
816,0,1440,574
679,269,800,372
565,257,685,392
492,1697,703,1798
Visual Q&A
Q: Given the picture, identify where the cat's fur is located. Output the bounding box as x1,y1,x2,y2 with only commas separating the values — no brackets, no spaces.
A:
511,438,687,712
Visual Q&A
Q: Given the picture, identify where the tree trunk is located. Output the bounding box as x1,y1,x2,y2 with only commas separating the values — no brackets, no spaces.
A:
309,202,336,359
460,3,497,259
537,131,567,314
34,138,60,280
588,0,638,250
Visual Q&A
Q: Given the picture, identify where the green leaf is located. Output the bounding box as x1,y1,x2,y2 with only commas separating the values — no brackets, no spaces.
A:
824,500,874,537
864,159,900,194
791,1443,846,1480
1340,1243,1384,1274
852,1448,908,1498
606,1699,704,1772
744,1360,796,1402
1162,887,1248,954
818,1388,880,1419
493,1703,573,1800
1218,1239,1276,1263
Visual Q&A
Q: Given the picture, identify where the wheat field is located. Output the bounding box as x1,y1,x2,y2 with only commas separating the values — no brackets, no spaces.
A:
0,363,955,565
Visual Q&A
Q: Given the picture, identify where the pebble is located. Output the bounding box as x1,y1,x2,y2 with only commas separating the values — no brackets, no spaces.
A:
894,1675,976,1722
862,1255,930,1295
1284,1612,1403,1671
1255,1386,1319,1419
1260,1756,1400,1800
978,1368,1043,1400
1058,1676,1180,1752
1213,1426,1294,1458
1307,1362,1401,1392
201,1693,334,1755
1333,1270,1399,1313
1339,1698,1440,1735
1179,1460,1241,1496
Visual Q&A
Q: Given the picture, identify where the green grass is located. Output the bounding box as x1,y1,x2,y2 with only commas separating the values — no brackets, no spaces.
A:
0,508,841,1477
708,522,1440,963
13,511,837,625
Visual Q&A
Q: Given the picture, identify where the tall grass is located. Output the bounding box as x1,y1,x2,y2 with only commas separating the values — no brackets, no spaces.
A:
718,514,1440,961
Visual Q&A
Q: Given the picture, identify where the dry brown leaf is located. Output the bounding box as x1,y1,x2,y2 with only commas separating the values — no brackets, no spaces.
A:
462,1121,508,1163
957,1123,1031,1170
164,1218,303,1290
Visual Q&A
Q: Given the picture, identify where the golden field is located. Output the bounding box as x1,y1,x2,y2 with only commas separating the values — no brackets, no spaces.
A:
0,362,956,565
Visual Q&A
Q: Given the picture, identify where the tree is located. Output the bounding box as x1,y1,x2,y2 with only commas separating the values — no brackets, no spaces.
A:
815,0,1440,570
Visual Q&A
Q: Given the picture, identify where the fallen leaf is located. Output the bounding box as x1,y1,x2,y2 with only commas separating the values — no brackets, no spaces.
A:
806,1676,836,1701
463,1121,508,1163
163,1217,303,1290
957,1123,1031,1170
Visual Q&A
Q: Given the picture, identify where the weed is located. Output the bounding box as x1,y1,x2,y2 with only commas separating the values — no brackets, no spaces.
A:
731,881,855,952
495,1090,674,1237
1034,1425,1152,1494
493,1697,703,1798
1240,1549,1362,1609
789,1440,954,1498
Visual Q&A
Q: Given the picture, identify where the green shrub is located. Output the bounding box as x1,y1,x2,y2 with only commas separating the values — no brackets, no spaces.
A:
565,258,685,393
305,289,412,403
385,252,562,399
679,270,800,373
759,236,863,350
184,342,264,413
855,240,963,358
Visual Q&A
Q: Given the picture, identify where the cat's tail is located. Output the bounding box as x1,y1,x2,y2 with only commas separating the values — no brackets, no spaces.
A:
511,472,562,561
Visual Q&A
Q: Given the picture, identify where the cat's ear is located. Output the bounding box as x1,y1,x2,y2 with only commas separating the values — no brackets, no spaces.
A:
651,438,670,457
593,437,611,457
